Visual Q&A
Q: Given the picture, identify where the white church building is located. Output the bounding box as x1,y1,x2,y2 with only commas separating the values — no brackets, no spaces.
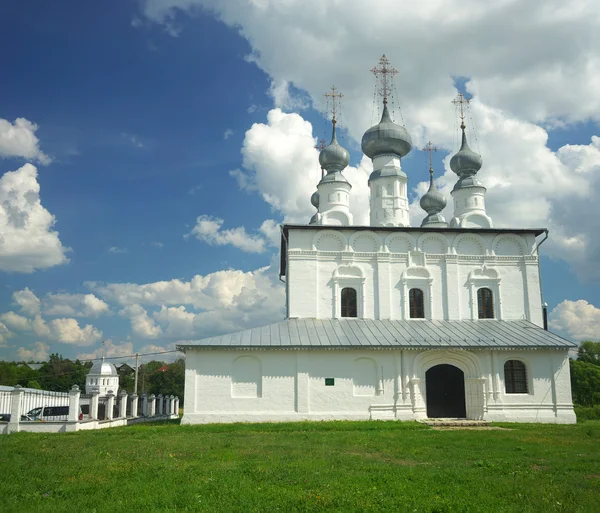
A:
179,58,576,425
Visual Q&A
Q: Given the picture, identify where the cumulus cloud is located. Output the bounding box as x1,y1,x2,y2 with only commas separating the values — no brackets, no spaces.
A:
120,304,163,339
12,288,41,316
0,321,13,346
43,293,110,318
549,300,600,342
186,215,267,253
26,315,103,346
0,164,70,273
223,128,234,140
233,108,371,225
17,341,50,362
88,261,285,340
0,117,51,164
0,311,32,331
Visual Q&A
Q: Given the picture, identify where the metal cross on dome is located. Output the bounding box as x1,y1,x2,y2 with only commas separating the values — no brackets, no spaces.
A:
422,141,438,174
452,92,471,129
315,139,326,151
324,86,343,124
371,54,398,105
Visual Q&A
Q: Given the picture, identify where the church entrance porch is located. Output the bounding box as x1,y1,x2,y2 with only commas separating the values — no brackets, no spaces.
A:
425,364,466,418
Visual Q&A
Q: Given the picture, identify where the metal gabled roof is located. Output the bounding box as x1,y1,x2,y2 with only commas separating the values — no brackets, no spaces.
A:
178,318,575,351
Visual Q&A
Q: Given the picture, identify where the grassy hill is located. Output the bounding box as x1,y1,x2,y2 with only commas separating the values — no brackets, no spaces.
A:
1,420,599,512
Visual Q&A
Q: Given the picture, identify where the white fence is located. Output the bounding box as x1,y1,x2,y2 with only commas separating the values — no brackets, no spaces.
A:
1,385,180,434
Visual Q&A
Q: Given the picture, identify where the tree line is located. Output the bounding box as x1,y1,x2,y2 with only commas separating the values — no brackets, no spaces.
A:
0,354,184,402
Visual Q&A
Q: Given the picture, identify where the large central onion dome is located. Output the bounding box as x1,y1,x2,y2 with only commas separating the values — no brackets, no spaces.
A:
319,123,350,173
361,104,412,159
89,358,118,376
450,127,482,176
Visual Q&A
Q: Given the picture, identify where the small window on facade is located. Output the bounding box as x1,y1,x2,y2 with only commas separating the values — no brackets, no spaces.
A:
341,287,358,318
325,378,335,386
504,360,528,394
409,288,425,319
477,288,494,319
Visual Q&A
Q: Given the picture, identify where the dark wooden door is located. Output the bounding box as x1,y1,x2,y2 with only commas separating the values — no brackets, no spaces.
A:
426,364,467,418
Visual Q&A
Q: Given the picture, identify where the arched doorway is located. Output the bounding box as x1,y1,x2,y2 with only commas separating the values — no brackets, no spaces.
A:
426,364,466,418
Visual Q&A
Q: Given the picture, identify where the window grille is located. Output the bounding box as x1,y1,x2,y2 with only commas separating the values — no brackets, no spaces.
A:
504,360,528,394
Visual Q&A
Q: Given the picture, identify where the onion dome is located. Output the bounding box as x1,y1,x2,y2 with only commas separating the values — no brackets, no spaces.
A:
420,168,448,227
361,104,412,159
450,126,482,176
420,171,447,214
319,122,350,173
311,191,320,208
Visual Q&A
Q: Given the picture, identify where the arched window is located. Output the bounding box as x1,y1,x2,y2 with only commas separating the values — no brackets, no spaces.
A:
504,360,528,394
409,288,425,319
477,288,494,319
341,287,357,318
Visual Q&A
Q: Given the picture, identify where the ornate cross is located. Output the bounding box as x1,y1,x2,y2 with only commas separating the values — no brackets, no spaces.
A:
452,92,471,129
324,86,343,123
370,54,398,105
315,139,326,151
422,141,438,175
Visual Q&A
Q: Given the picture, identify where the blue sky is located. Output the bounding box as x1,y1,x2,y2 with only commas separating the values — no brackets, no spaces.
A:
1,0,599,362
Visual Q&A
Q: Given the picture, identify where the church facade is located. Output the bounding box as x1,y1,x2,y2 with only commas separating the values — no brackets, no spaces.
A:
179,58,576,425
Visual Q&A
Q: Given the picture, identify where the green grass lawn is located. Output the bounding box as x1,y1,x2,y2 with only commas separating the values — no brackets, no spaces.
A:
1,420,599,512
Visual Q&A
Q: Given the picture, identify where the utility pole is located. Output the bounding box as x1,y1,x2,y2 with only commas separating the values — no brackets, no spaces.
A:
134,352,139,395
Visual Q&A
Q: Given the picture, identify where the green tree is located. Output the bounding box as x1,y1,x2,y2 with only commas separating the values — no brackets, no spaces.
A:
147,359,185,403
38,354,92,391
577,341,600,365
570,359,600,406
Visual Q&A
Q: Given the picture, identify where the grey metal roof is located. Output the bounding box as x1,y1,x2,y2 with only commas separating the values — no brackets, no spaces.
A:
178,319,575,351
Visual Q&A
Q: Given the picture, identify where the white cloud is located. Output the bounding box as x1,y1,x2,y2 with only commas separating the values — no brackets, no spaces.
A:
186,215,267,253
88,261,286,340
43,293,110,318
47,318,103,346
0,164,70,273
121,132,145,148
108,246,128,254
120,304,163,339
223,128,234,140
0,117,51,164
76,339,135,363
549,300,600,341
29,315,102,346
0,321,13,346
13,288,41,316
17,341,50,362
232,108,372,225
151,241,164,248
0,311,31,331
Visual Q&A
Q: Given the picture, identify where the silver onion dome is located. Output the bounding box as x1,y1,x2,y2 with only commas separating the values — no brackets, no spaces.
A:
88,358,118,376
450,127,482,176
420,172,447,214
361,104,412,159
319,123,350,173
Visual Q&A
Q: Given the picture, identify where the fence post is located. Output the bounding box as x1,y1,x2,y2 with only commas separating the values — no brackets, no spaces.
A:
174,396,180,417
68,385,81,426
8,385,24,434
90,389,100,420
148,394,156,416
141,393,148,416
119,390,127,418
169,395,175,416
130,393,138,418
166,395,171,417
106,391,115,420
157,394,163,415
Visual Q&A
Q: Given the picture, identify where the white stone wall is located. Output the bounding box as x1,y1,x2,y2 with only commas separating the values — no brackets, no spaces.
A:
181,348,575,424
286,227,543,326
